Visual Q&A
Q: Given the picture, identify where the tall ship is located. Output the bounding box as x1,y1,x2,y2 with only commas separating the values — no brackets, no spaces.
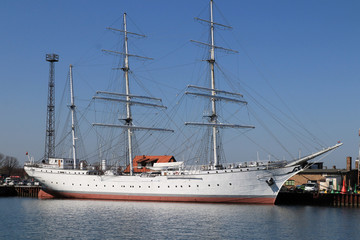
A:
24,0,341,204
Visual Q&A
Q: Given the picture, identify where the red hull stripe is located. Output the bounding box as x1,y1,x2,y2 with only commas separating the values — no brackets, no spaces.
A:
45,191,275,204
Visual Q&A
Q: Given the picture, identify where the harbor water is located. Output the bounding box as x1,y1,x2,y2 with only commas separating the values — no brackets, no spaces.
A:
1,197,359,240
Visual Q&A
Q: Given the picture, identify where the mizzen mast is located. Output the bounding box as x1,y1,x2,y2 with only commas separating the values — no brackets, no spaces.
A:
69,64,77,169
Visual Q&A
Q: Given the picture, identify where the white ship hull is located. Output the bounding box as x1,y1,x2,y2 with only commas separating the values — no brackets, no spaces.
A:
24,164,301,204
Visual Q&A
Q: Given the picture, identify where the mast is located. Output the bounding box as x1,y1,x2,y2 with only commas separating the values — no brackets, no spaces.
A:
122,13,134,175
69,64,77,169
209,0,219,168
185,0,254,169
93,13,173,175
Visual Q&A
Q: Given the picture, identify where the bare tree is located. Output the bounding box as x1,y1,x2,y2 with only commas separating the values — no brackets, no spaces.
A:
0,156,19,176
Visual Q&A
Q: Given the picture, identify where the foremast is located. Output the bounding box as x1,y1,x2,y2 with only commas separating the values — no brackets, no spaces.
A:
185,0,254,169
93,13,173,175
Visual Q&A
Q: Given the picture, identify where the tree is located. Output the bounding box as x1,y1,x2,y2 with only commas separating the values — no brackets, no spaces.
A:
0,155,19,176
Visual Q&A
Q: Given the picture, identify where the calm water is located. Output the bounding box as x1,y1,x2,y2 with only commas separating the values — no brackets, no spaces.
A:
1,197,359,240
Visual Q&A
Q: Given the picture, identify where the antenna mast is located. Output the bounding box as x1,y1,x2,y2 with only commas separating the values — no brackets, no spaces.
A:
44,53,59,161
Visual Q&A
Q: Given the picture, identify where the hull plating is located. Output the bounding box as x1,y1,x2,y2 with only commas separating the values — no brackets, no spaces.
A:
25,165,300,205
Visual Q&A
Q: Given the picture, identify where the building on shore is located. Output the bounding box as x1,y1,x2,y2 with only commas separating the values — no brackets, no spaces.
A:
284,157,359,192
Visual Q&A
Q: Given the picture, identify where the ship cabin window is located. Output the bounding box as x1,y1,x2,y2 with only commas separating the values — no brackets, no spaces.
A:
158,186,160,188
229,183,232,186
188,185,191,187
104,185,106,187
112,185,114,187
208,184,211,187
285,180,295,186
217,184,219,186
55,160,57,163
197,185,199,187
148,186,150,188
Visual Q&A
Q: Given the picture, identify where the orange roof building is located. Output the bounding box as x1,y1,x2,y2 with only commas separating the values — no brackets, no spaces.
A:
124,155,176,173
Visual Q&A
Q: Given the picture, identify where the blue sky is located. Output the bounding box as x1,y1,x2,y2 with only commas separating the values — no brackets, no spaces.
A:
1,0,360,168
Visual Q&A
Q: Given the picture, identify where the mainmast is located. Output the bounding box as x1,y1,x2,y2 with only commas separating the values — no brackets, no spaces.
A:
209,0,219,167
122,13,134,175
69,64,77,169
93,13,173,175
185,0,254,169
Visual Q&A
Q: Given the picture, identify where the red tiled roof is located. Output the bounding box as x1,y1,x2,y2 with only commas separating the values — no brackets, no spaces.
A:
124,155,176,173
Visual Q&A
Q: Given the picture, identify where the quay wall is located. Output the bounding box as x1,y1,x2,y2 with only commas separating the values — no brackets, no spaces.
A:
0,186,40,198
276,192,360,207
